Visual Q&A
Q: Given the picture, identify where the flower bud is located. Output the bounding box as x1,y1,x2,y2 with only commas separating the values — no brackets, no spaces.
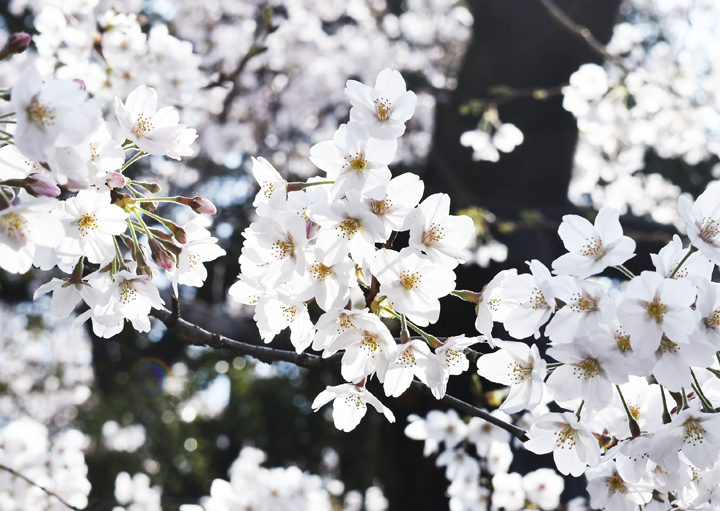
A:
141,201,159,212
106,171,128,189
25,173,61,197
0,32,31,61
149,238,176,271
111,191,136,210
178,195,217,214
134,181,161,193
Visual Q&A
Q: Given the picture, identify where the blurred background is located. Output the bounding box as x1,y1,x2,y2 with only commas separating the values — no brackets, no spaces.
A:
1,0,720,509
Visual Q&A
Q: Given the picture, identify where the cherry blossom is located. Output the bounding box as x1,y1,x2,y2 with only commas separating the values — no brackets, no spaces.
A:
345,68,417,140
311,384,395,432
678,183,720,264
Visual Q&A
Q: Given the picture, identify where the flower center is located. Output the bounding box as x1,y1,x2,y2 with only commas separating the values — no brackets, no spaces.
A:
262,181,276,198
0,212,29,241
78,213,98,236
371,198,391,216
554,426,577,449
344,152,368,172
604,474,627,494
374,97,391,121
658,336,678,355
118,280,137,305
508,362,532,383
311,262,333,281
704,310,720,329
530,286,549,310
580,236,607,261
271,240,293,260
569,293,597,313
132,114,154,138
339,219,360,239
27,96,56,128
422,223,444,247
644,298,667,323
683,418,708,446
573,358,601,380
614,328,632,353
400,270,421,290
361,333,380,355
345,392,364,409
700,217,720,246
444,348,463,368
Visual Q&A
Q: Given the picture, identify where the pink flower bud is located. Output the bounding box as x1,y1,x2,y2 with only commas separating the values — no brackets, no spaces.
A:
25,173,61,197
149,239,176,271
106,171,128,189
178,196,217,214
0,33,31,60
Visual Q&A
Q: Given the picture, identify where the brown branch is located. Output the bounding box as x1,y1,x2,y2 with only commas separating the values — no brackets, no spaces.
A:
0,463,84,511
536,0,630,73
151,307,529,442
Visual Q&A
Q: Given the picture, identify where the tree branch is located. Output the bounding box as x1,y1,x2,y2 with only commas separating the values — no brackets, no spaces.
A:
536,0,630,72
0,463,83,511
151,307,529,442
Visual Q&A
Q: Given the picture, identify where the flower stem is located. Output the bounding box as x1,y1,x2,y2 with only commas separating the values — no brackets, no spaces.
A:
120,151,148,172
614,264,635,279
0,112,15,119
690,369,715,413
669,245,698,279
616,385,641,437
659,385,672,424
575,400,584,420
385,308,441,347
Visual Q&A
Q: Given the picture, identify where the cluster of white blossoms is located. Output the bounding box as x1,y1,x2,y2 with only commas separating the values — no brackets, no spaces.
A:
563,0,720,224
459,106,524,162
178,447,337,511
405,408,569,511
466,185,720,510
0,44,226,337
230,68,485,432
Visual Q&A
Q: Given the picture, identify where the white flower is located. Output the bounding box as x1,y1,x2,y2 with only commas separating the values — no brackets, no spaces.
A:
546,336,629,412
552,207,636,279
114,85,187,156
586,460,653,511
383,340,443,398
166,216,226,296
476,339,547,414
501,260,556,340
545,277,616,344
491,472,525,511
0,198,64,274
311,384,395,432
295,253,356,312
370,247,456,327
310,198,385,267
11,67,99,163
33,277,86,318
359,172,425,238
474,269,517,346
254,293,314,353
522,468,564,511
309,122,395,199
678,184,720,265
617,271,698,357
524,412,600,477
345,68,416,140
433,335,480,398
312,308,374,352
53,190,129,264
239,214,308,288
407,193,475,268
250,157,287,216
323,313,397,383
651,234,713,282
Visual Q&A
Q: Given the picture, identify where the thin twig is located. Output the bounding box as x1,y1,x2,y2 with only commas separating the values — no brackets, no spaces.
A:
0,463,83,510
151,307,529,442
536,0,630,73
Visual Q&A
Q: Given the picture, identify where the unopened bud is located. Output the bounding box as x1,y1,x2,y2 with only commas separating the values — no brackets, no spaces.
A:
178,195,216,214
134,181,161,193
106,171,128,189
0,32,31,61
73,79,86,91
141,201,159,212
25,173,60,197
149,238,176,271
111,191,136,210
